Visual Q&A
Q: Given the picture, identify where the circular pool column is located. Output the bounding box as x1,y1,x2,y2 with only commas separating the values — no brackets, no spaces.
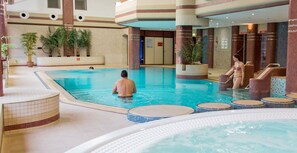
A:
128,105,194,123
232,100,265,109
261,97,294,108
196,103,232,113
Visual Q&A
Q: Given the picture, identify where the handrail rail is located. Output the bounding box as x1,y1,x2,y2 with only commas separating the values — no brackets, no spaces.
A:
219,74,233,84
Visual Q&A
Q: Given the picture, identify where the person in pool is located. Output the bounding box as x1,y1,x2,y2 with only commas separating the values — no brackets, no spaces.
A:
112,70,137,98
229,54,245,89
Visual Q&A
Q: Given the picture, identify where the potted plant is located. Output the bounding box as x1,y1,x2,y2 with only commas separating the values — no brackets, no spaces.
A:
53,27,66,57
179,40,203,66
176,39,208,79
65,28,78,57
77,29,91,57
40,27,58,57
1,43,15,59
21,32,38,67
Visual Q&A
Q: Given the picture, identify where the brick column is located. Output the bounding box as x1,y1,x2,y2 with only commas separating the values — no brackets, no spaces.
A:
175,26,192,64
231,26,243,66
265,23,277,66
286,0,297,94
246,24,261,72
208,28,214,68
128,27,140,69
0,0,6,96
62,0,74,56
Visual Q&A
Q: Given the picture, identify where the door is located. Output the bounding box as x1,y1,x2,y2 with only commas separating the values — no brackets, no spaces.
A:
164,38,173,64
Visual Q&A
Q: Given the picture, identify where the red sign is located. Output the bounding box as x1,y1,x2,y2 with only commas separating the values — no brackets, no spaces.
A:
158,42,163,46
76,58,80,61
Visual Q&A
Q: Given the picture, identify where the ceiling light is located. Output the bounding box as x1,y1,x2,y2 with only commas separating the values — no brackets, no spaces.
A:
232,21,234,24
226,17,229,19
252,13,255,16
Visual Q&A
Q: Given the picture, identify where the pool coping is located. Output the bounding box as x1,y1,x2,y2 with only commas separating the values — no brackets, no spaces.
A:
35,71,128,114
65,108,297,153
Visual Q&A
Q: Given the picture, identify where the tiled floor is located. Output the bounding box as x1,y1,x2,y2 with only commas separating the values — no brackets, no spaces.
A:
2,66,135,153
1,65,227,153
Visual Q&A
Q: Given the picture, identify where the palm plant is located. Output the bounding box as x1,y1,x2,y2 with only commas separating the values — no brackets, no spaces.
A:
1,43,15,58
21,32,38,67
65,28,78,56
179,40,203,64
53,27,66,57
77,29,91,57
40,27,57,57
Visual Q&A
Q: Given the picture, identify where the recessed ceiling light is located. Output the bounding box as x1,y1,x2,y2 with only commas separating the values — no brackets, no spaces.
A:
232,21,234,24
226,17,229,19
252,13,255,16
210,20,213,22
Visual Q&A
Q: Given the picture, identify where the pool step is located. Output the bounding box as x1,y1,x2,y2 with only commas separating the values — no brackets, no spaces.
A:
232,100,265,109
261,97,295,108
128,105,194,123
196,103,232,113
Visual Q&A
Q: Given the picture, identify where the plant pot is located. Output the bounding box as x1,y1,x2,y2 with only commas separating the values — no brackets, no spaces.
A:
27,62,34,67
176,64,208,80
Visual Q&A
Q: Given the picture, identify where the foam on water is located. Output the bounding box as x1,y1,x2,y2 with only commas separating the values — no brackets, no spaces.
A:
141,120,297,153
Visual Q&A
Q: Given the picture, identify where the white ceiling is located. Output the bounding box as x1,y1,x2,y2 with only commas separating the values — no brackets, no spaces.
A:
123,5,289,30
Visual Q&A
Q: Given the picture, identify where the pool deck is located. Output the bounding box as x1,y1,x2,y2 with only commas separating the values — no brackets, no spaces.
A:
1,65,227,153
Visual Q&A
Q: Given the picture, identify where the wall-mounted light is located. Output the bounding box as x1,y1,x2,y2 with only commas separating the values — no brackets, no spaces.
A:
76,15,85,22
247,24,253,31
19,12,29,19
49,13,58,21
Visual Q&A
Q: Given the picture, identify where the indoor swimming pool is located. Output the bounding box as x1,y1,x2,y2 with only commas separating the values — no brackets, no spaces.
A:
46,67,250,109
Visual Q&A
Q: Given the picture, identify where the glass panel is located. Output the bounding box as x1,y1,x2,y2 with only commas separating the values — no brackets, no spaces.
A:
48,0,60,8
75,0,87,10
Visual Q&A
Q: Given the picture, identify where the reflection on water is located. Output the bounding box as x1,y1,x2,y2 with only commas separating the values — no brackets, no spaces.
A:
46,68,248,109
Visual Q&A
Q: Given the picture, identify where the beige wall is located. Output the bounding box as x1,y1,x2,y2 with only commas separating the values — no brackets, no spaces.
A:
7,24,128,66
214,27,232,69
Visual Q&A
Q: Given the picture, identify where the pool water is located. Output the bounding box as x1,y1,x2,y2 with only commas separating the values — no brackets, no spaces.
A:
46,67,250,109
141,120,297,153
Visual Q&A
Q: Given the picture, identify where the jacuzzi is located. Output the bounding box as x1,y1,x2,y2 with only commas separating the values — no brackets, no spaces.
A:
66,109,297,153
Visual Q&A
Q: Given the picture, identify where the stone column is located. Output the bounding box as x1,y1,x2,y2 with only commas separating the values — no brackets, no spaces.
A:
0,0,6,96
175,26,192,64
246,24,261,72
128,27,140,69
62,0,74,56
265,23,277,66
286,0,297,94
231,26,243,66
208,28,214,68
175,0,207,65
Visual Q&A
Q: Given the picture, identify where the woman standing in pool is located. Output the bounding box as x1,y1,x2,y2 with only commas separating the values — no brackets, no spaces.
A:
230,54,244,89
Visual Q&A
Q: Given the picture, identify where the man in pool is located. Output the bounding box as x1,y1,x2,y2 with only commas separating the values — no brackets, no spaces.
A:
112,70,137,98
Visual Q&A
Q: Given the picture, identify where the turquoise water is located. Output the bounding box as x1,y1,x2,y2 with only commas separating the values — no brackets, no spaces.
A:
46,68,249,109
141,120,297,153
